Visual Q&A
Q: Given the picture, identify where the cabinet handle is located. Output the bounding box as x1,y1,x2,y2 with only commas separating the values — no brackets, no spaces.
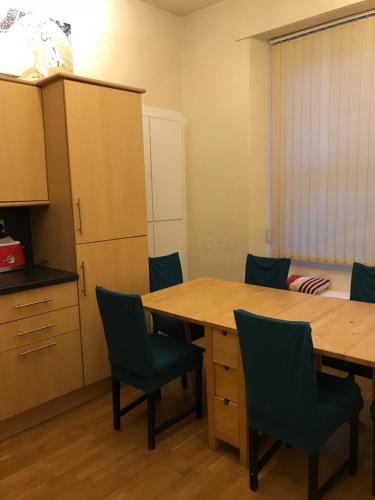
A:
18,342,57,357
15,298,53,309
80,261,87,297
17,324,56,337
76,198,83,234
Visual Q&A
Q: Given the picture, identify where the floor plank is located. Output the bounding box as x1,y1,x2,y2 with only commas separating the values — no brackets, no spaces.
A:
0,376,373,499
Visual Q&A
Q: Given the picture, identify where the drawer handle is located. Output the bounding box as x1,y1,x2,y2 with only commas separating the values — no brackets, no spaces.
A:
15,298,53,309
222,331,227,337
18,342,57,357
224,399,230,405
224,366,230,371
17,324,56,337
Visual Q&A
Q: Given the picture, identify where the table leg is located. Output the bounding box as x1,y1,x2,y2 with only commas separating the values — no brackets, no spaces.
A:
315,354,322,371
205,326,219,449
184,321,192,344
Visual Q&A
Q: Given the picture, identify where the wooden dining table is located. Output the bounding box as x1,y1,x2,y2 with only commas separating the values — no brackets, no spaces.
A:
141,276,375,465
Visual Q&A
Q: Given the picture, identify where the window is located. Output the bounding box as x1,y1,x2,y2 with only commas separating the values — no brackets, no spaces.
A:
271,15,375,265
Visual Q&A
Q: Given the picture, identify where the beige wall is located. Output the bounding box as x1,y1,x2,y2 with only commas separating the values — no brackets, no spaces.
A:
182,2,251,281
182,0,368,289
235,0,372,39
13,0,182,110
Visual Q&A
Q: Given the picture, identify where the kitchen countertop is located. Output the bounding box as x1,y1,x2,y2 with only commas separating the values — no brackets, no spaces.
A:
0,266,78,295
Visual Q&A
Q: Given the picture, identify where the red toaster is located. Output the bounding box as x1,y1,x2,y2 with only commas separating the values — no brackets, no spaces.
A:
0,236,26,272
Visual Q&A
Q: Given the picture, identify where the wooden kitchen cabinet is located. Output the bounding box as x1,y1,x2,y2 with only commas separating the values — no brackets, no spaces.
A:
0,281,83,421
31,74,149,387
76,236,148,385
0,80,48,205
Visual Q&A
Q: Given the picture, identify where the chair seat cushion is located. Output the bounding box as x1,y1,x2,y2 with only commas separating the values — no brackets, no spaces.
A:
370,400,375,421
256,372,363,454
322,355,373,379
317,372,363,430
153,313,204,341
111,333,203,393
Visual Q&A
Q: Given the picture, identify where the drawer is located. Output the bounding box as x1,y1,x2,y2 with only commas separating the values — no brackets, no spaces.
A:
214,364,239,403
0,330,83,420
0,282,78,324
212,329,238,369
214,396,239,447
0,306,80,352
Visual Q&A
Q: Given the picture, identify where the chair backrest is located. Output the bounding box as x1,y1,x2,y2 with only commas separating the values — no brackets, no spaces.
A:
350,261,375,303
149,252,183,292
96,286,157,378
244,254,291,290
234,309,319,437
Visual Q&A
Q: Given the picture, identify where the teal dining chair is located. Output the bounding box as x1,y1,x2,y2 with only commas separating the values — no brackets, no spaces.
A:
149,252,204,341
234,309,363,500
371,401,375,496
322,261,375,379
149,252,204,388
96,286,203,450
244,254,291,290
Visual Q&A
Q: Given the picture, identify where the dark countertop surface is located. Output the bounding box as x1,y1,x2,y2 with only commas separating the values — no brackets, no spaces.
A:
0,266,78,296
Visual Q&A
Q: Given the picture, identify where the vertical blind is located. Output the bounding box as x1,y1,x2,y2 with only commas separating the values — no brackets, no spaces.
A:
271,16,375,265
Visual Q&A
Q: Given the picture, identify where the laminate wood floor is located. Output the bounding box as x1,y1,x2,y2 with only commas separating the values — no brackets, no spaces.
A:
0,375,373,500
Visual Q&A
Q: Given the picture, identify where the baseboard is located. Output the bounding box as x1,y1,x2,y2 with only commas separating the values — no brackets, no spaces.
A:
0,378,111,442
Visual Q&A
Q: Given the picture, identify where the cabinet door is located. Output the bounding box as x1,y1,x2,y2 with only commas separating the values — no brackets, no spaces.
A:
0,81,48,203
154,220,187,277
148,222,155,256
64,80,147,243
143,116,153,222
0,330,83,421
150,117,184,221
76,237,148,385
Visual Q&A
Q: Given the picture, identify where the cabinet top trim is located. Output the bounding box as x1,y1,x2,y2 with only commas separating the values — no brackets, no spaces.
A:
0,72,146,94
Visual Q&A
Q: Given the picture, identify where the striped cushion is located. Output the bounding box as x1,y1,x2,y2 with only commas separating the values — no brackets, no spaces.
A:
287,274,331,295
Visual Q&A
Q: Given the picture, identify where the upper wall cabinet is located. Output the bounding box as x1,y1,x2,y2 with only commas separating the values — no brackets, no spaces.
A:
64,80,147,244
0,80,48,205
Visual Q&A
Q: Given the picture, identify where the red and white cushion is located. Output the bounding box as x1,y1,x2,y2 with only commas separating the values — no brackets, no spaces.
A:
287,274,331,295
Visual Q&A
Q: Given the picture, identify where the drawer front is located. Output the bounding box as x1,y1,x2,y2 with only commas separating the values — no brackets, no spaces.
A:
214,364,239,403
214,396,239,447
0,330,83,421
0,306,80,352
0,282,78,324
212,329,238,369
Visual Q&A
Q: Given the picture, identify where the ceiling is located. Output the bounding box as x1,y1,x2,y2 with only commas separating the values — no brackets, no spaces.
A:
142,0,222,16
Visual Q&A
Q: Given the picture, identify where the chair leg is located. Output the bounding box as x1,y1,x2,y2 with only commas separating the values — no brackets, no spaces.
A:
249,427,259,491
112,379,121,431
195,366,203,419
147,393,156,450
181,373,188,389
307,453,319,500
349,413,359,475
